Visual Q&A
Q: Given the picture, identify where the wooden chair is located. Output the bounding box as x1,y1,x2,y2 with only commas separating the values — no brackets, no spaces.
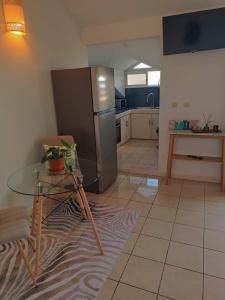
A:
0,206,36,286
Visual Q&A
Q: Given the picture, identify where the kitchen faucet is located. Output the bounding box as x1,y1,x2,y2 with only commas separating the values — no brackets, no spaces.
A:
146,92,155,108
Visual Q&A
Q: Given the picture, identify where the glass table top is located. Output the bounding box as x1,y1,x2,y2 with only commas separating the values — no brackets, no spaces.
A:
7,159,99,197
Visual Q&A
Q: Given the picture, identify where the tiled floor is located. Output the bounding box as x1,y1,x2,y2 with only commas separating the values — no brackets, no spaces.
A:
93,174,225,300
117,139,158,175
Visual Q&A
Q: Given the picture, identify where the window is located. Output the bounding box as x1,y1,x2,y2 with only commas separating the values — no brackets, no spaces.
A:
133,62,152,69
148,71,160,86
126,62,160,87
127,73,147,86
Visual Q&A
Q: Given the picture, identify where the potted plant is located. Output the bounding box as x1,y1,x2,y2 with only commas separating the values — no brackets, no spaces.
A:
202,113,212,132
41,146,66,171
41,139,76,172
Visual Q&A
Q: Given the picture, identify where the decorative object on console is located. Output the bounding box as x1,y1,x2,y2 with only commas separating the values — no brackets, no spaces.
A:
213,125,220,132
202,113,213,132
190,120,199,130
168,120,176,131
169,119,200,131
191,114,222,133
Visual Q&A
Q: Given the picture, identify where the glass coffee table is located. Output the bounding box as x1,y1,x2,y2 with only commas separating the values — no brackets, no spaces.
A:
8,159,104,275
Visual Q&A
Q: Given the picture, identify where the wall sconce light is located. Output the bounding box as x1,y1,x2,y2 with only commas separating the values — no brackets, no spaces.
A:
3,0,26,36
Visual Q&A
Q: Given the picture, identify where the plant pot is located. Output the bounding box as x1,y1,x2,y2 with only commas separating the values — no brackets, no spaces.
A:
203,125,210,133
49,156,64,172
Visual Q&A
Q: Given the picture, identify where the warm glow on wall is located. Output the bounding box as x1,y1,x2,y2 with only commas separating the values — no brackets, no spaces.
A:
3,0,26,36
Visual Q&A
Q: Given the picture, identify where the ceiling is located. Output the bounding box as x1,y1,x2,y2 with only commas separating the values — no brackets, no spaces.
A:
65,0,225,28
88,38,161,71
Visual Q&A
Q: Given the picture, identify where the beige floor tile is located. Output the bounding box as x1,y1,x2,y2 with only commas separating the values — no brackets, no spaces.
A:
204,249,225,279
149,206,177,222
181,190,204,198
112,283,156,300
205,229,225,252
154,194,179,208
122,232,139,254
121,255,163,292
122,176,144,185
166,241,203,272
109,253,130,281
106,197,130,207
142,218,173,240
159,265,203,300
157,296,171,300
205,182,222,193
172,223,204,247
132,216,146,234
158,186,181,197
179,199,204,213
204,275,225,300
103,186,120,198
182,180,204,188
205,190,225,201
176,209,204,228
131,186,157,203
133,235,169,262
109,182,137,199
87,192,106,204
126,201,151,217
96,279,117,300
180,195,204,201
205,201,225,216
182,181,204,193
205,214,225,232
118,140,158,175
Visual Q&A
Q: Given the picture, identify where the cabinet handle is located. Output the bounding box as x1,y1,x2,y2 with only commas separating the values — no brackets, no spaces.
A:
152,119,154,125
126,121,128,127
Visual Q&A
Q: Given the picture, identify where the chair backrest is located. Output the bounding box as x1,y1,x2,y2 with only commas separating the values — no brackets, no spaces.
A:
40,135,74,147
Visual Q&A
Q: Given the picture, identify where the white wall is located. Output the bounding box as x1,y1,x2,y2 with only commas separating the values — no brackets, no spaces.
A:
81,16,162,45
0,0,87,208
81,14,225,182
159,49,225,182
114,69,125,95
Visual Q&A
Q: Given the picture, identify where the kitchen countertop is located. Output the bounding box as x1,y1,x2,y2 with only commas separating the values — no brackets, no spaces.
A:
116,107,159,119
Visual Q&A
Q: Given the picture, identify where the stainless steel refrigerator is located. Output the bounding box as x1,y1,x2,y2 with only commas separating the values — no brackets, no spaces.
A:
51,66,117,193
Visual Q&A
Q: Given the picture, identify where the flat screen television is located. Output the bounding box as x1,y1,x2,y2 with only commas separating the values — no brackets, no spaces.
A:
163,8,225,55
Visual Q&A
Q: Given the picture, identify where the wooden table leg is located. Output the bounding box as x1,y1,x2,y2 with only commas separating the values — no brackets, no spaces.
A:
74,192,87,220
165,134,175,184
31,197,38,236
71,174,104,255
79,186,104,255
35,196,42,275
222,137,225,191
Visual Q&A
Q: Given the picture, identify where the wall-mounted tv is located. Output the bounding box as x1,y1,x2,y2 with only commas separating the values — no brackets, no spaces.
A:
163,8,225,55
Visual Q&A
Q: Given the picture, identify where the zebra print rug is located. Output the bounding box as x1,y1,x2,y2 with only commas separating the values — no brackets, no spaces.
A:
0,200,139,300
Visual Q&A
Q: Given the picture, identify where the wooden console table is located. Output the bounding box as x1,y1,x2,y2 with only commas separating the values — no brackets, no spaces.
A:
165,131,225,191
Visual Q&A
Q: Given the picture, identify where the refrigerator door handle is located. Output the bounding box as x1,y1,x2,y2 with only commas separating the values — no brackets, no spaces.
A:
94,116,103,173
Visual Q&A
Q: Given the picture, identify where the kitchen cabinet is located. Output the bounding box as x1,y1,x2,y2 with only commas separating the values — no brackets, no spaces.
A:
131,113,159,140
121,114,131,144
151,113,159,140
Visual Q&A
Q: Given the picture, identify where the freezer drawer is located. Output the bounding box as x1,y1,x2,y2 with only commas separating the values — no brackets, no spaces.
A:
91,67,115,113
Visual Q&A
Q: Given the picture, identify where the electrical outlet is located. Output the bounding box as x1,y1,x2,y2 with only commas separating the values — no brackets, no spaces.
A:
184,102,190,108
172,102,178,108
